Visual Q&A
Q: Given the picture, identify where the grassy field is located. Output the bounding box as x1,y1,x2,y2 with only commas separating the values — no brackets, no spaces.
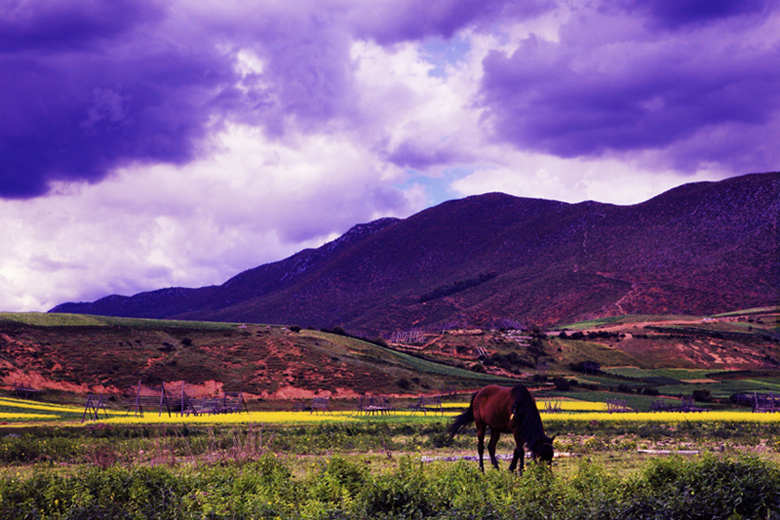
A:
2,391,780,519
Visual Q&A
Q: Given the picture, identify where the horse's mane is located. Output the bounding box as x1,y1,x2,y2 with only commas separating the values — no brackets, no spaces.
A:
510,385,548,450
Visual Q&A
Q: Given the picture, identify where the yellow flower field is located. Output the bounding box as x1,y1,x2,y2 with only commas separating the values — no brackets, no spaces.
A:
0,397,87,413
79,409,780,426
538,399,608,411
2,395,780,425
0,412,58,420
545,411,780,423
98,410,365,425
442,400,608,411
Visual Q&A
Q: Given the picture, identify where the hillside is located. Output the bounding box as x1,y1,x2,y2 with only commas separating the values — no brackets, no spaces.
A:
51,172,780,336
0,307,780,404
0,313,511,400
1,309,777,400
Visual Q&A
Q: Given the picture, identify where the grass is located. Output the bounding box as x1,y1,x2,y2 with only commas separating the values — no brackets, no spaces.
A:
0,312,239,329
545,411,780,423
713,306,778,317
1,417,780,519
559,314,704,329
0,312,515,396
314,330,515,384
603,367,713,381
551,337,644,367
2,392,780,519
657,378,780,399
0,397,85,423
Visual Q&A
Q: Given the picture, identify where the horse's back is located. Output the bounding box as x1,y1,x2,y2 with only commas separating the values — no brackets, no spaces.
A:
472,385,515,432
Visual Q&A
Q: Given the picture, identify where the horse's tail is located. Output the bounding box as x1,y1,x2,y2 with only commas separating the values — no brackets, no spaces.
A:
448,392,477,438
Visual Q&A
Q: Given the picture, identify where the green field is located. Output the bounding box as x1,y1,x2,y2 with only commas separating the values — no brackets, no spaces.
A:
1,406,780,519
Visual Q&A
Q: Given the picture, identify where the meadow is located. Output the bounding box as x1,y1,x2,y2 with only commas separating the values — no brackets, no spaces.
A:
1,394,780,519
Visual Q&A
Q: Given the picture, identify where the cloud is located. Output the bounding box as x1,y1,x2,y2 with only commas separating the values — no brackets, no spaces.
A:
479,1,780,172
0,0,240,198
0,122,421,311
2,0,779,312
349,0,555,44
0,0,560,199
448,148,732,205
0,0,163,52
612,0,771,29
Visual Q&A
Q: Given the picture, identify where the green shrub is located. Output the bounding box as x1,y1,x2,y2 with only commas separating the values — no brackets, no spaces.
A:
622,455,780,520
361,456,446,518
307,455,368,505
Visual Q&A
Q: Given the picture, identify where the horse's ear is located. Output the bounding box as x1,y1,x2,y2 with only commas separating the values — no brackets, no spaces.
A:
550,435,556,442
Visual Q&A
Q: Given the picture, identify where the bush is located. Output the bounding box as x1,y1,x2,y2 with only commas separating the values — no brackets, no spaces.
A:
623,456,780,520
361,457,445,518
310,455,368,502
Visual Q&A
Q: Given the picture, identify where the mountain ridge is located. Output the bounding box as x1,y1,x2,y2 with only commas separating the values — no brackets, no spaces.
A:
51,172,780,336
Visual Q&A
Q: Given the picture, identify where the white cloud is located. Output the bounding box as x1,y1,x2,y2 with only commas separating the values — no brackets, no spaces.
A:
448,148,732,205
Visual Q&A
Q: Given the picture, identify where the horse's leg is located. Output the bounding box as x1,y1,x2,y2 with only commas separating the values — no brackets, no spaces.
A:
487,430,501,470
509,432,525,474
476,423,486,472
508,441,520,472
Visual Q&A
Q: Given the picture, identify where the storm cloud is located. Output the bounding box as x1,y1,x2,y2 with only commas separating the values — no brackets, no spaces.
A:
479,0,780,170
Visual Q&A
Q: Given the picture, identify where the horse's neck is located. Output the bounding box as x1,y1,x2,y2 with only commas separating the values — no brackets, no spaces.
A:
520,409,546,446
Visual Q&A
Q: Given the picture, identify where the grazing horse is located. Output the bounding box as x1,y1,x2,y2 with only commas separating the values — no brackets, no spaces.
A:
449,384,554,473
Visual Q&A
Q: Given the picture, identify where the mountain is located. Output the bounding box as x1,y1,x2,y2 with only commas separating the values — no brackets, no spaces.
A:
51,172,780,336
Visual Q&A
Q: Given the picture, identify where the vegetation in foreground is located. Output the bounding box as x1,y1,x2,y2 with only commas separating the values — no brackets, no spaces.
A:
2,453,779,519
1,420,780,519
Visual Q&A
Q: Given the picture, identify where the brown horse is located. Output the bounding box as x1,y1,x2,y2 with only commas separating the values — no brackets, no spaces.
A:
449,384,554,473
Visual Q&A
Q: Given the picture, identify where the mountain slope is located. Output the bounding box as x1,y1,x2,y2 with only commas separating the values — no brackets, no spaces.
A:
51,172,780,335
0,314,511,398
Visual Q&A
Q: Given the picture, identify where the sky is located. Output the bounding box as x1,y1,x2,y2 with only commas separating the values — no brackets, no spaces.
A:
2,0,779,312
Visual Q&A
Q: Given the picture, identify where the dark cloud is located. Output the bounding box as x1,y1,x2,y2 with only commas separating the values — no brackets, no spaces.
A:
479,3,780,171
388,140,462,169
0,1,241,199
0,0,163,52
0,2,372,199
611,0,771,29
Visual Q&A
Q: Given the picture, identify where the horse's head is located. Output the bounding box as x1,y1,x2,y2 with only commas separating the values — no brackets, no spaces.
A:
533,435,555,464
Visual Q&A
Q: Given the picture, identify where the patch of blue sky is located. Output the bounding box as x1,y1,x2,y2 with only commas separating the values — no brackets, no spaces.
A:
421,36,471,78
398,167,478,206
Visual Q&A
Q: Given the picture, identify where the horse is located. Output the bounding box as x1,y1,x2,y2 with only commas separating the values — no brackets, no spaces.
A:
449,384,554,474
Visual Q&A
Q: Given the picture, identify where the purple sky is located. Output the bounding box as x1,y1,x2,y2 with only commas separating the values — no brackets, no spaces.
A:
2,0,779,312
